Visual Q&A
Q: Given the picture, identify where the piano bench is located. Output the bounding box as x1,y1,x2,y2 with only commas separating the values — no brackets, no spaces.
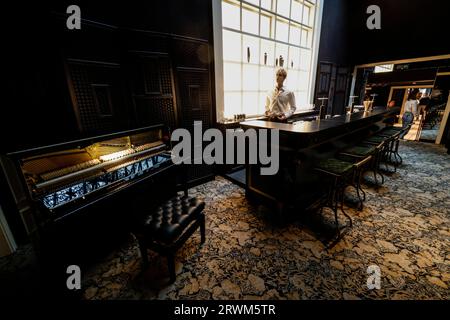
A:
133,195,206,284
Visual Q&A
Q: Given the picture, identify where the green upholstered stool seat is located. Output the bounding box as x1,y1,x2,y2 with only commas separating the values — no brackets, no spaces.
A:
378,129,402,137
341,145,376,157
314,158,354,248
363,135,387,144
316,158,354,175
383,127,402,131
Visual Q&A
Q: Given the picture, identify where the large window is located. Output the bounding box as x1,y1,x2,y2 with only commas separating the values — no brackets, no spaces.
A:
214,0,322,121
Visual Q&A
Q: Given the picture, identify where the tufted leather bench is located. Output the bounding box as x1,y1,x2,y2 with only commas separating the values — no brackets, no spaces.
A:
133,194,206,283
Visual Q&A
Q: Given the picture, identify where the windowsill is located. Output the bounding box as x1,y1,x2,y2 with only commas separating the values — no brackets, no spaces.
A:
218,108,317,125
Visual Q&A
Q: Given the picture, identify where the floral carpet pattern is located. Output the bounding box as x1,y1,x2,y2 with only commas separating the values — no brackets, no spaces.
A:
80,141,450,300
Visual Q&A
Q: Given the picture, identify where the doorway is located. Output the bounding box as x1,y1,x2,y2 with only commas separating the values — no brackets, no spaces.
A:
388,85,433,141
423,75,450,143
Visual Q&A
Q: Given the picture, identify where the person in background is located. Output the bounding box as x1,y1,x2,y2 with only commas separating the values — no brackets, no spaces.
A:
387,100,396,108
400,91,419,139
384,100,398,125
415,92,423,118
418,93,431,118
363,94,372,112
265,68,296,122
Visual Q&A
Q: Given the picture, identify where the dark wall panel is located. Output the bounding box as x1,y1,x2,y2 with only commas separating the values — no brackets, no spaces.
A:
169,0,213,40
3,0,216,185
348,0,450,65
317,0,350,66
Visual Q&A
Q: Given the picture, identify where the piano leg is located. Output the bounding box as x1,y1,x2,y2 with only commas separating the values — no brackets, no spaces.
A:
200,214,206,244
138,239,149,268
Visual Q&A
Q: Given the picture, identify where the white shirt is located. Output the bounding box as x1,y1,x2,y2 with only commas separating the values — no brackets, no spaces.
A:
403,99,418,115
265,86,296,118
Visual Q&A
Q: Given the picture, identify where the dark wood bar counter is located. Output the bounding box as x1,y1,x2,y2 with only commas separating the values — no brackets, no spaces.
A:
242,107,397,148
240,107,399,214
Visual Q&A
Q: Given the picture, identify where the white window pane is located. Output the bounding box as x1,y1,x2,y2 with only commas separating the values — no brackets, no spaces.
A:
260,39,275,66
224,92,242,118
288,46,300,70
243,65,259,90
259,92,269,114
243,92,259,116
277,0,290,17
275,19,289,43
302,5,311,25
245,0,259,6
286,70,300,91
224,62,242,91
242,35,260,64
260,13,273,38
301,28,308,47
289,24,301,45
297,91,308,107
308,7,315,27
223,30,241,62
222,1,240,30
307,29,312,48
299,71,309,90
275,43,288,68
300,49,311,70
242,7,259,35
291,1,303,22
295,91,301,106
260,66,275,91
261,0,273,11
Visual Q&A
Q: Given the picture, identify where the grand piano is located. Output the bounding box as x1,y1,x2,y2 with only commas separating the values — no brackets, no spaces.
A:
2,125,176,293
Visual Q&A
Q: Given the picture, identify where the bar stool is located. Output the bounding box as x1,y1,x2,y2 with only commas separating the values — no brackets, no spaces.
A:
377,124,412,167
338,146,375,209
360,135,392,178
376,130,403,170
314,158,355,248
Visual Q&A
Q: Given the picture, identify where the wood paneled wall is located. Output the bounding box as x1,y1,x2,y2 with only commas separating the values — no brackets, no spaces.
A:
2,0,216,184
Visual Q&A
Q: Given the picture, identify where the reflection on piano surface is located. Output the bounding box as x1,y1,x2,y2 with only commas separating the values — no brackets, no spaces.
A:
41,153,170,209
10,125,173,218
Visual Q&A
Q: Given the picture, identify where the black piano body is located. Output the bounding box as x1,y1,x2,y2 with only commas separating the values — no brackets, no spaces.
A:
3,124,177,295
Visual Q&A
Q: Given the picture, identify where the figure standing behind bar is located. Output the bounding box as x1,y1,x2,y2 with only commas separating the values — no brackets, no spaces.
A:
400,90,419,138
265,68,296,122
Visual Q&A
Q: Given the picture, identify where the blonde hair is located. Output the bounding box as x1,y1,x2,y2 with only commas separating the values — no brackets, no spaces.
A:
276,68,287,79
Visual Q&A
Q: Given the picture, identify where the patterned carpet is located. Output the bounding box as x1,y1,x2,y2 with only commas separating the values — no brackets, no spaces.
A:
79,141,450,300
1,141,448,300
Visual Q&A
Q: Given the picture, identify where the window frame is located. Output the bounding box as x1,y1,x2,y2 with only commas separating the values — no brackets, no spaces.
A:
213,0,324,122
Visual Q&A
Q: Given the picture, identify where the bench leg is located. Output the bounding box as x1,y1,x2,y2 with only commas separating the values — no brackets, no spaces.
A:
167,253,176,284
200,214,206,244
138,239,149,268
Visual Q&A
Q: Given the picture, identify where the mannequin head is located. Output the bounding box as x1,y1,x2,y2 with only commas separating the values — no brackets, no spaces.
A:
275,68,287,88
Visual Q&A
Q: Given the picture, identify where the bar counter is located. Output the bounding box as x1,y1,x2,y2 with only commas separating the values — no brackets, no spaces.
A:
241,107,392,134
240,107,399,215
